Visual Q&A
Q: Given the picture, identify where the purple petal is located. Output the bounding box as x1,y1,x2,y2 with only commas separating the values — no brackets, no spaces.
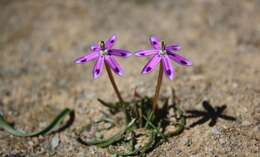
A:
105,35,117,49
149,36,161,50
141,54,161,74
90,43,100,51
135,49,159,57
108,49,132,58
92,56,104,79
105,56,123,76
74,52,99,64
166,44,181,52
162,56,174,80
167,51,192,66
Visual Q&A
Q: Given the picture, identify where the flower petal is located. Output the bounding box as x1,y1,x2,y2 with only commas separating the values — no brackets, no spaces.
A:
166,44,181,52
141,54,161,74
135,49,159,57
105,35,117,49
162,56,174,80
92,56,104,79
90,43,100,51
105,56,123,76
108,49,132,58
74,52,99,64
167,51,192,66
149,36,161,49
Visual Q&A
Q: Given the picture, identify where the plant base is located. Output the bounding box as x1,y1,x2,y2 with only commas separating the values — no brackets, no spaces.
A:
78,90,186,156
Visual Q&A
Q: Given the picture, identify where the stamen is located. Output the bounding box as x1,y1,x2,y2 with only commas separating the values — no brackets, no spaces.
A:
161,41,165,51
99,41,105,50
99,41,108,56
159,41,167,55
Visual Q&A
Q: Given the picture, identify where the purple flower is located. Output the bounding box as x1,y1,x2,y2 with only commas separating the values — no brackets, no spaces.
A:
135,36,192,80
74,35,132,79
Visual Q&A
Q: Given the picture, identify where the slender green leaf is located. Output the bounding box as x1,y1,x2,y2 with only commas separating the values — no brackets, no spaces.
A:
82,119,136,148
0,108,73,137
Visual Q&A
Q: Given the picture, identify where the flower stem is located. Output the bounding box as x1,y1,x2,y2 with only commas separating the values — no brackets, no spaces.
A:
99,40,124,103
105,61,124,103
105,61,131,123
152,61,163,113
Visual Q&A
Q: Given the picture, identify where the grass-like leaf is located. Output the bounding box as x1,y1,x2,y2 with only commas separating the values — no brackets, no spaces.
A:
0,108,74,137
78,119,136,148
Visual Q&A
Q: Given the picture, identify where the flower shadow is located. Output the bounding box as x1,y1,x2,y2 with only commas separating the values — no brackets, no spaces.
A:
186,101,236,128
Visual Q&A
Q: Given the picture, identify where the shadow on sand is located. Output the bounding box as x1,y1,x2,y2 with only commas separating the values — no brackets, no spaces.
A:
186,101,236,128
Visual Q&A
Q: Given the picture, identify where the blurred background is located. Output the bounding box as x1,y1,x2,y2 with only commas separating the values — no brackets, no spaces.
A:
0,0,259,156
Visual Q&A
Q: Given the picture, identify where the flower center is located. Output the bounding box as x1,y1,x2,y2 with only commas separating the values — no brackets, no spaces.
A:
100,49,108,56
159,50,167,55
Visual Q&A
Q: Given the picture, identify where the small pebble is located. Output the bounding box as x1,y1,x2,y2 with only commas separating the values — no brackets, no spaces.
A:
51,135,60,149
219,138,226,145
181,138,192,147
176,149,182,155
241,120,251,126
28,141,34,146
211,127,221,135
257,124,260,131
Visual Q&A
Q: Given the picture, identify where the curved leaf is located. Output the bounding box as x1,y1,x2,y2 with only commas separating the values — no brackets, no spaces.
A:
0,108,74,137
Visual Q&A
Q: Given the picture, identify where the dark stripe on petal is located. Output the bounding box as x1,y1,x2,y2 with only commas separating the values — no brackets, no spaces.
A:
109,49,131,58
115,67,120,73
162,56,174,80
166,69,171,75
135,49,159,57
81,59,87,63
141,54,161,74
168,52,192,66
146,67,152,72
166,44,181,52
149,36,161,49
105,35,117,49
180,60,187,65
74,52,99,64
121,52,127,56
168,52,176,57
104,56,124,76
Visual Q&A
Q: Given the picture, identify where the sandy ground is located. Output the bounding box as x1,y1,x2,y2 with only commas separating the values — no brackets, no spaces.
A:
0,0,260,156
